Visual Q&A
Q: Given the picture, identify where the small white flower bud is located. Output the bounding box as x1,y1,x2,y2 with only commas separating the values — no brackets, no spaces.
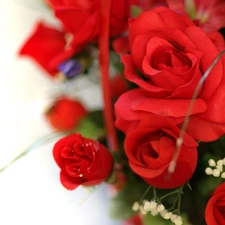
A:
160,209,168,217
171,214,178,222
221,172,225,179
151,210,159,216
212,169,221,177
143,201,151,211
157,204,165,212
217,159,224,166
223,158,225,164
208,159,216,167
139,205,147,215
216,164,223,172
205,167,213,175
174,216,183,225
149,200,157,211
132,202,140,211
163,212,172,220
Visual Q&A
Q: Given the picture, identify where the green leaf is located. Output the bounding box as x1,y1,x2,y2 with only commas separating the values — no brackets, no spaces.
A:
143,213,190,225
144,214,172,225
109,198,137,220
131,5,143,18
109,184,147,220
75,111,105,139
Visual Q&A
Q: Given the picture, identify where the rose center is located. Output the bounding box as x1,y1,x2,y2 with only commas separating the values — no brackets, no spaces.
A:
62,141,99,178
154,48,191,71
138,142,159,165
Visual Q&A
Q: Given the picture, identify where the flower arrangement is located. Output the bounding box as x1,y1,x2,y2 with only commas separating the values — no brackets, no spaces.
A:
3,0,225,224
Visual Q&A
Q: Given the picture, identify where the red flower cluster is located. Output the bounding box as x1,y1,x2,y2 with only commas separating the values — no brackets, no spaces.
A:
19,0,139,77
115,7,225,188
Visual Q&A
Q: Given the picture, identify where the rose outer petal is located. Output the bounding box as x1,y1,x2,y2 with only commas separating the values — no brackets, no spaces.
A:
132,95,207,117
186,116,225,142
60,170,80,190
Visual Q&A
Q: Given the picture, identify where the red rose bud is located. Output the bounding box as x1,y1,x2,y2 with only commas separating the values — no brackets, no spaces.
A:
53,133,114,190
124,115,198,189
45,97,87,131
205,182,225,224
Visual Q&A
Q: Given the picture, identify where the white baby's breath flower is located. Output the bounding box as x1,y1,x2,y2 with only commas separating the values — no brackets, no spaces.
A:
148,200,157,211
212,168,221,177
160,209,168,217
132,201,140,211
208,159,216,167
205,167,213,175
217,159,224,166
157,204,165,212
163,212,172,220
150,208,159,216
223,158,225,165
173,216,183,225
216,163,223,172
221,172,225,179
139,205,147,215
143,201,151,211
171,214,178,223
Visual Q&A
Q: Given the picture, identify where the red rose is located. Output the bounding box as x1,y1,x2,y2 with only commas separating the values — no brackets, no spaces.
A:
19,22,67,76
45,96,87,131
124,115,198,189
117,7,225,142
205,182,225,225
46,0,139,48
167,0,225,32
53,133,114,190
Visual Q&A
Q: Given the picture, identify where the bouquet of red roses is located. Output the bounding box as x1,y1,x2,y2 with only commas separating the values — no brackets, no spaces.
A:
4,0,225,224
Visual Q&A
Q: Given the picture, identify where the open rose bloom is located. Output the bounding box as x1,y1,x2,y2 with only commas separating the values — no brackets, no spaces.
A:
16,1,225,225
205,182,225,224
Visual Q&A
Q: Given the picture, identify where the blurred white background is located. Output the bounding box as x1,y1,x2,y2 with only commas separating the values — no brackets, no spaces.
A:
0,1,121,225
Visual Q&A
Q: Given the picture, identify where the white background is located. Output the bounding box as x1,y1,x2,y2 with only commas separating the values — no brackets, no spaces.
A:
0,1,121,224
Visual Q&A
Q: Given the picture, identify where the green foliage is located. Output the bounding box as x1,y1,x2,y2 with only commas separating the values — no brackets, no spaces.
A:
131,5,143,18
109,181,148,220
109,187,138,219
143,213,190,225
75,110,105,139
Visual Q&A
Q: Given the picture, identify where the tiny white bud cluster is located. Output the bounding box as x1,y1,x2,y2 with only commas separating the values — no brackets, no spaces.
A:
205,158,225,178
132,200,183,225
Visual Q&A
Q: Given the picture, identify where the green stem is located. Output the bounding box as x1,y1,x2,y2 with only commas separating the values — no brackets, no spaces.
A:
0,132,63,173
139,185,152,203
177,187,183,215
160,190,179,201
153,187,158,200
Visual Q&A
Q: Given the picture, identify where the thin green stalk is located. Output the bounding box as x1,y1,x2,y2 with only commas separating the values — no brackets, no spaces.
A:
160,190,179,201
0,132,63,173
139,185,152,203
177,187,183,215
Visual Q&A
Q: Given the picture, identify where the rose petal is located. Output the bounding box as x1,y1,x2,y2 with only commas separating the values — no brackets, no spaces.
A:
186,116,225,141
122,55,171,98
60,170,80,190
131,96,207,117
